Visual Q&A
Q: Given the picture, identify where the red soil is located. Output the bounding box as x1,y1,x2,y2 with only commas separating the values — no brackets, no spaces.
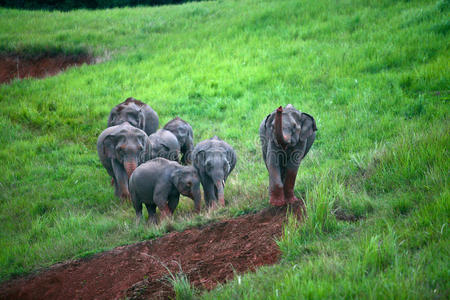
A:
0,202,304,300
0,54,93,84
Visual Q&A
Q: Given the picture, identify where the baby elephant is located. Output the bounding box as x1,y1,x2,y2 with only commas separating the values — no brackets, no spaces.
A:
108,97,159,135
163,117,194,165
129,158,202,224
148,129,181,162
193,136,237,208
97,123,151,200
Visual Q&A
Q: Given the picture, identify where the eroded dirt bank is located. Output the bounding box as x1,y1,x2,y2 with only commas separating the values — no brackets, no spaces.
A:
0,202,304,300
0,54,93,84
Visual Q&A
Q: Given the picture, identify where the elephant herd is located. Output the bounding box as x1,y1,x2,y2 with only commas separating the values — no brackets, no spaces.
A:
97,97,317,225
97,97,236,224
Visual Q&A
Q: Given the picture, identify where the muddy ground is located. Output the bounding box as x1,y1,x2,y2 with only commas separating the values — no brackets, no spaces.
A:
0,54,93,84
0,202,304,300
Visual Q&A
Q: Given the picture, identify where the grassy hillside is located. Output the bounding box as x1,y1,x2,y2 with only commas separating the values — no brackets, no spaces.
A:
0,0,448,298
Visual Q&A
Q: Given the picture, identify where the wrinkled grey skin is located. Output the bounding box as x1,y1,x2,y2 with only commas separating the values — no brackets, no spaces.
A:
259,104,317,207
107,97,159,136
192,136,237,208
129,158,202,224
97,123,151,200
163,117,194,165
148,129,181,162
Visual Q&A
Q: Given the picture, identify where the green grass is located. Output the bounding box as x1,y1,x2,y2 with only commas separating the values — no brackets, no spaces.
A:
0,0,448,298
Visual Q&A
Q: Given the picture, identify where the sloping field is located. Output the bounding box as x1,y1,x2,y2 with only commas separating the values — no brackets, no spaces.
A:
0,0,448,298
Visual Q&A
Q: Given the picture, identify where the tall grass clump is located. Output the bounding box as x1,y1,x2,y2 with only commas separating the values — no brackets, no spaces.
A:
160,261,197,300
277,173,343,261
360,228,398,274
169,272,198,300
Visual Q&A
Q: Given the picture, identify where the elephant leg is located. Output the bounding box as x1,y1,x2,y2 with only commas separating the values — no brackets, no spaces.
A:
133,201,143,226
145,203,157,225
284,143,307,204
267,150,285,206
168,194,180,214
152,184,172,222
284,166,299,204
158,203,172,221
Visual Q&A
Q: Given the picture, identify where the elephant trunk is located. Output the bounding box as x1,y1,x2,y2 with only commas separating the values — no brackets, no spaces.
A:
124,160,138,178
275,106,288,148
215,180,225,206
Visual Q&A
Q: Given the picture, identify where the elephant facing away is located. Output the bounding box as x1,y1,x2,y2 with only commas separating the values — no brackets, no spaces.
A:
193,136,237,208
259,104,317,206
97,123,151,200
148,129,180,162
163,117,194,165
107,97,159,136
129,158,202,224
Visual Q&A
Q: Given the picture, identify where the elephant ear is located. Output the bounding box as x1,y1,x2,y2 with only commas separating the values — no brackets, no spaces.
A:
139,136,151,163
225,147,236,173
299,113,317,141
193,150,204,167
171,168,183,190
107,108,117,127
264,112,275,129
103,135,117,158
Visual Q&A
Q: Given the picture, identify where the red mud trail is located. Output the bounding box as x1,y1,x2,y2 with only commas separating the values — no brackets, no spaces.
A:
0,54,93,84
0,203,304,300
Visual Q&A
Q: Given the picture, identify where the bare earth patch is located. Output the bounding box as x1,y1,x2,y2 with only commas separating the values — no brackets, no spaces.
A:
0,54,93,84
0,202,304,300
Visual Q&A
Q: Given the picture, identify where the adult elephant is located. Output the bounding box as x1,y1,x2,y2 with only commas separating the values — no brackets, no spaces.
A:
107,97,159,135
163,117,194,165
259,104,317,206
97,123,151,200
193,136,237,208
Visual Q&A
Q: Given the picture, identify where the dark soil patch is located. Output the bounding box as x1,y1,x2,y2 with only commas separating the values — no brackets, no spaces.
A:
0,202,304,300
0,54,93,84
333,208,359,222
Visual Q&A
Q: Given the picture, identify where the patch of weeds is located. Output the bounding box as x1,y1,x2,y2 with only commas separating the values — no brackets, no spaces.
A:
361,228,398,274
391,194,414,216
159,260,198,300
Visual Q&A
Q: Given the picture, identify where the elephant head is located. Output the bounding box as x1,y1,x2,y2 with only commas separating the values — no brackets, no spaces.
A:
99,123,150,199
171,166,202,212
266,104,317,150
149,129,180,162
108,97,147,132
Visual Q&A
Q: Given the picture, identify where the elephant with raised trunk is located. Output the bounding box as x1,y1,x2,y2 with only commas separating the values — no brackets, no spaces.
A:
163,117,194,165
259,104,317,206
97,123,151,200
193,136,237,208
148,129,180,162
107,97,159,135
129,158,202,224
